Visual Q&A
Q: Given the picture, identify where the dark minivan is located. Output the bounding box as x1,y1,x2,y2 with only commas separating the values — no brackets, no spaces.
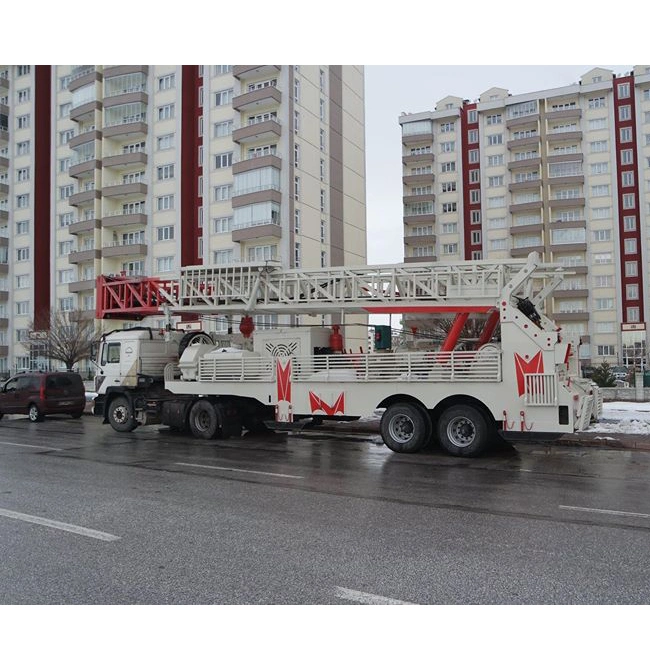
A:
0,372,86,422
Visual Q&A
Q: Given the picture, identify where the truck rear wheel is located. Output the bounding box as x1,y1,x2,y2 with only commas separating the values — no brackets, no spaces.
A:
107,396,137,432
188,399,223,439
437,404,492,457
380,402,430,453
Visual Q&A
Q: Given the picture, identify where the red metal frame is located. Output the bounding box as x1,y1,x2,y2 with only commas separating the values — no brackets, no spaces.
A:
96,275,178,320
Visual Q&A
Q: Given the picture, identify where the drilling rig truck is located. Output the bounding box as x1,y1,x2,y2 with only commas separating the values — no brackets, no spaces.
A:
91,252,601,458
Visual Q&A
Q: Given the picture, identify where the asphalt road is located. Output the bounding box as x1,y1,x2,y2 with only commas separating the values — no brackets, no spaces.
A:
1,414,649,605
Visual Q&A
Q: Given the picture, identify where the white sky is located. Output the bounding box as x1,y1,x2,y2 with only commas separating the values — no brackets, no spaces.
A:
364,64,633,264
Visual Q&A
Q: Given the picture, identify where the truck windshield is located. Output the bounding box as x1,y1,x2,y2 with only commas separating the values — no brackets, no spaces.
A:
101,342,121,366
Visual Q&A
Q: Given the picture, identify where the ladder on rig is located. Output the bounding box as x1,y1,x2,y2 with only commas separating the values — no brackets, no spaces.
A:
157,251,564,316
96,252,566,319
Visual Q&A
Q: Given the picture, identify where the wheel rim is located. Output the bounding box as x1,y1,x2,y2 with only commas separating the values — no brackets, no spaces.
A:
189,334,212,346
446,416,476,448
387,413,415,444
29,406,38,421
194,409,210,433
112,405,129,424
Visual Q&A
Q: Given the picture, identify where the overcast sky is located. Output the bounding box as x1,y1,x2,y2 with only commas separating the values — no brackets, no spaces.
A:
363,64,632,265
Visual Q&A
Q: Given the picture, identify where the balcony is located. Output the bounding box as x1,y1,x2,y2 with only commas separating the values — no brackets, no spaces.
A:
103,118,148,140
68,66,101,92
0,289,7,301
231,219,282,242
403,173,434,186
0,182,8,196
554,288,589,299
103,151,147,169
510,244,544,257
403,213,434,226
506,114,539,128
547,173,585,186
102,241,148,258
546,108,582,122
233,153,282,175
68,189,100,207
232,118,281,144
546,130,583,144
233,65,280,80
404,255,436,264
0,154,8,170
69,248,100,264
552,311,589,322
0,345,7,357
401,133,433,146
0,209,7,222
69,279,96,293
547,152,583,163
103,65,149,79
509,200,543,214
402,152,434,165
69,217,101,235
507,135,541,150
68,129,101,149
102,182,147,199
70,100,102,122
508,179,540,191
0,77,8,90
233,86,281,112
403,193,435,204
103,210,147,228
232,188,281,209
510,223,543,236
508,157,541,171
0,318,7,329
69,157,101,179
548,197,585,210
403,234,436,246
104,91,148,110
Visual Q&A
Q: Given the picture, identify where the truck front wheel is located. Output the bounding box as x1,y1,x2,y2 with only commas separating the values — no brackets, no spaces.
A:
188,399,221,439
107,396,137,432
437,404,492,457
380,403,430,453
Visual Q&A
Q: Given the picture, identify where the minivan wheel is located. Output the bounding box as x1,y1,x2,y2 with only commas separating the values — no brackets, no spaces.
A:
29,403,44,423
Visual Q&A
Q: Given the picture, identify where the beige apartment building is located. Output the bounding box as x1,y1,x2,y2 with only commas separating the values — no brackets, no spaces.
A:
400,66,650,370
0,65,367,376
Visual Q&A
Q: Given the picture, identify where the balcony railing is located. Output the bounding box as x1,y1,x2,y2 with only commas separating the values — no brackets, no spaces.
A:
104,115,147,128
232,183,280,198
232,216,280,231
105,85,147,98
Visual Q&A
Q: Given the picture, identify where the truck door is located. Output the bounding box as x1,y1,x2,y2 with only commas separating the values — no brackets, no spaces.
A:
100,341,122,387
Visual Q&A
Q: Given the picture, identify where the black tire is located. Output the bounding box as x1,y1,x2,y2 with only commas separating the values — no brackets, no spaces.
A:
28,403,44,423
437,404,493,458
188,399,221,439
107,395,137,432
380,402,431,453
0,411,3,420
178,331,213,357
71,411,84,419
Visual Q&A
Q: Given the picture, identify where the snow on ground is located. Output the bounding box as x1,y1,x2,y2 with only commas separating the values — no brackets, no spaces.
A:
588,401,650,436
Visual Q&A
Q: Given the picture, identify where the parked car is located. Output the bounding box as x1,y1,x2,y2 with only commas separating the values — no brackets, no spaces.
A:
612,366,630,381
0,371,86,422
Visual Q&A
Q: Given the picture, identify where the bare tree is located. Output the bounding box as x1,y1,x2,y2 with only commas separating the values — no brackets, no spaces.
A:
24,308,99,371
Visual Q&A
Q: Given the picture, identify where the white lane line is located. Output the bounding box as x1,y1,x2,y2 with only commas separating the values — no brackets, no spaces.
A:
334,586,418,605
0,440,63,451
0,507,120,541
560,505,650,520
175,462,304,480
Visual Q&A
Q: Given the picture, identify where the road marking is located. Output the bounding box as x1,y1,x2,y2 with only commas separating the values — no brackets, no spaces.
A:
0,440,63,451
334,586,418,605
0,507,120,541
560,505,650,520
175,462,304,480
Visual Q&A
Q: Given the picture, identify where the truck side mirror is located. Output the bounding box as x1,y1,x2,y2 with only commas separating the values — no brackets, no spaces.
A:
90,342,97,361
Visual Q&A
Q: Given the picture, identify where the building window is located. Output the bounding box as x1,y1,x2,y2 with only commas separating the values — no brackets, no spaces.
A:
294,176,300,200
467,110,477,123
471,231,481,244
294,78,300,103
441,181,457,193
617,83,630,99
590,140,608,153
157,194,175,211
470,189,480,203
588,97,606,109
214,120,233,138
623,193,636,209
156,256,174,273
17,88,30,103
320,129,326,152
591,184,609,197
158,73,175,91
618,105,631,121
440,162,456,173
294,210,300,234
16,194,29,208
16,274,30,288
294,242,301,267
626,284,639,300
294,143,300,167
214,184,232,201
16,141,30,156
488,175,503,187
442,202,457,213
593,229,612,242
157,164,175,180
470,210,481,224
156,225,175,241
320,189,326,213
214,152,233,169
468,150,479,164
214,89,233,106
212,216,233,234
17,65,31,76
487,134,503,146
487,154,503,167
442,243,459,255
619,127,633,143
440,141,455,153
486,114,502,125
627,307,640,322
625,261,638,277
624,238,637,254
16,301,30,315
597,345,616,357
620,149,633,165
469,169,480,184
157,103,175,120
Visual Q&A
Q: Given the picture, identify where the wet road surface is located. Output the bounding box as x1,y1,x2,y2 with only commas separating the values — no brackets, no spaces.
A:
1,414,649,604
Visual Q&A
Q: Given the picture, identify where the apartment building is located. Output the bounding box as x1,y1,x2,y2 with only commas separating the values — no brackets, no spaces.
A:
0,65,367,375
399,65,650,370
